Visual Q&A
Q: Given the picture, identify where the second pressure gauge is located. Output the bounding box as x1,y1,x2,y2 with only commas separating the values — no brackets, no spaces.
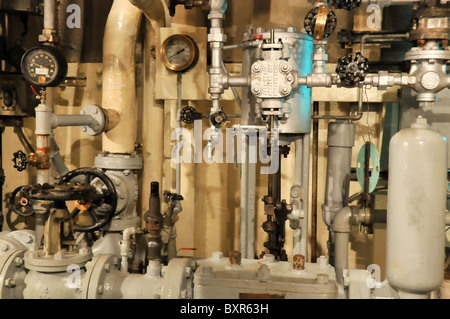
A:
161,34,198,72
20,46,68,87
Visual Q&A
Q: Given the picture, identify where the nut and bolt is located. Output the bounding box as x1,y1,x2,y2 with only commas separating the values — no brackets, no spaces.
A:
229,250,241,265
293,254,305,270
252,86,261,95
4,278,16,288
252,63,262,74
14,257,24,267
316,273,329,284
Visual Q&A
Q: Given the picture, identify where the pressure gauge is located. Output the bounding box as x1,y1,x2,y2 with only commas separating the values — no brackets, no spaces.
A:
160,34,198,72
20,46,68,87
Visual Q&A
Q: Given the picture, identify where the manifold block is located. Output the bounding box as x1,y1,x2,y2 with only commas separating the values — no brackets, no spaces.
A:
193,251,338,299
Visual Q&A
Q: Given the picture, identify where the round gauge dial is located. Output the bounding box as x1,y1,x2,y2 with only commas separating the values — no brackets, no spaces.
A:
20,46,68,87
161,34,198,72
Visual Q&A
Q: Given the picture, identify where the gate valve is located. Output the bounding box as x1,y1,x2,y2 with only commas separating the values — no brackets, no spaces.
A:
336,52,369,87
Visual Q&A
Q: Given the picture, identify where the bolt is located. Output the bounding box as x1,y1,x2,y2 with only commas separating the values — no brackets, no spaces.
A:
113,256,120,266
280,62,291,73
317,255,329,267
0,243,9,252
256,264,271,282
251,86,261,96
4,278,16,288
104,263,112,273
279,85,290,95
316,273,329,284
201,266,214,277
14,257,24,267
286,75,294,83
252,63,262,74
229,250,241,265
293,254,305,270
97,285,104,294
185,266,192,278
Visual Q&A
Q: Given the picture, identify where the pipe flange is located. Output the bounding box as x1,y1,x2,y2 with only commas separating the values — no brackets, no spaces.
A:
0,249,27,299
405,48,450,61
81,254,121,299
24,247,93,272
95,154,143,171
80,104,107,136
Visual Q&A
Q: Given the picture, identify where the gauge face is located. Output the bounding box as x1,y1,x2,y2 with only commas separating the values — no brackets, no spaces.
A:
20,46,67,87
161,34,198,72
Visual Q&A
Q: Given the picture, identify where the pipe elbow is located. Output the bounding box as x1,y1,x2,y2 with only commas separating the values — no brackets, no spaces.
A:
123,227,136,241
331,206,356,233
128,0,169,27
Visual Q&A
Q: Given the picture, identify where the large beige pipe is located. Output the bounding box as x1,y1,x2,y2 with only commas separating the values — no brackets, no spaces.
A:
102,0,142,154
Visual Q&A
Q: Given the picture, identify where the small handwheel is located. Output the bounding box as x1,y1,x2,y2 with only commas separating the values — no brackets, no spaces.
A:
9,185,34,218
59,168,117,232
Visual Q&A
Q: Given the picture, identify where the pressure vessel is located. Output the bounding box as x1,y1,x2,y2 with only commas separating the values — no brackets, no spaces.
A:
386,116,447,296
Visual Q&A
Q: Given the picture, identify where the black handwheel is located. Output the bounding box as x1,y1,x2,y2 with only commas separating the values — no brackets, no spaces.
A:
59,168,117,232
9,185,34,218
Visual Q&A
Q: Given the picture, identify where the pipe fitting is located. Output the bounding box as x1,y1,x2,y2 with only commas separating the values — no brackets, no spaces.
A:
331,206,359,233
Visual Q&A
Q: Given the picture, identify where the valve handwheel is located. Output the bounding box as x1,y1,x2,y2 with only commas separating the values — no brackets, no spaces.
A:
333,0,362,11
336,52,369,87
58,168,117,232
304,6,337,40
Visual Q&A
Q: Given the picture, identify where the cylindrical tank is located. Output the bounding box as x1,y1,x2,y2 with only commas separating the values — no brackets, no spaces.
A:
386,116,447,295
241,27,313,134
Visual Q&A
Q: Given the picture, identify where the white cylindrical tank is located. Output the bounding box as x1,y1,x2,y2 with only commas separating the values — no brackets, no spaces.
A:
386,116,447,296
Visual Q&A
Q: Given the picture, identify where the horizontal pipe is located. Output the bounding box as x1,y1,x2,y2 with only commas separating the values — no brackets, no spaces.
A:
51,114,95,128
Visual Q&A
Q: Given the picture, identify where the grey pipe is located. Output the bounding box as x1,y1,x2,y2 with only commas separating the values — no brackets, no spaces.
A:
300,134,310,258
51,114,96,128
322,120,355,266
446,211,450,226
50,136,69,176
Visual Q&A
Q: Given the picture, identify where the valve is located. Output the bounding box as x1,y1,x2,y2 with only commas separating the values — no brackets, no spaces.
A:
332,0,362,11
180,106,203,124
209,111,228,128
336,52,369,87
12,150,28,172
304,6,337,40
169,0,208,17
164,192,184,202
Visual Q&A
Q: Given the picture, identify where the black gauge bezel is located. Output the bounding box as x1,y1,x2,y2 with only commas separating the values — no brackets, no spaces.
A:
20,46,68,87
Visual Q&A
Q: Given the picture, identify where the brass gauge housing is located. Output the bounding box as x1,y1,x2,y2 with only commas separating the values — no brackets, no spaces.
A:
160,34,198,72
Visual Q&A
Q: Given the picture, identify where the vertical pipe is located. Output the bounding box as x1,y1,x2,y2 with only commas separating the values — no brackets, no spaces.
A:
311,101,319,262
240,134,249,257
300,133,310,260
292,137,303,256
44,0,56,30
176,73,182,195
334,232,349,285
0,127,3,231
102,0,142,154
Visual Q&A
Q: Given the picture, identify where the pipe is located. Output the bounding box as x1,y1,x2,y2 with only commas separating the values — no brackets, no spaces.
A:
121,227,136,273
44,0,56,31
300,134,310,259
50,136,69,177
446,211,450,226
291,137,303,256
311,102,319,262
102,0,143,154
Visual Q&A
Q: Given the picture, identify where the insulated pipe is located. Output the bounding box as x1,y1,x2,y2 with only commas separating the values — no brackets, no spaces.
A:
102,0,143,154
44,0,56,31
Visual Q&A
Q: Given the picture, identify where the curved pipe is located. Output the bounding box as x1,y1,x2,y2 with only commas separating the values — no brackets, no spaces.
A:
102,0,143,154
